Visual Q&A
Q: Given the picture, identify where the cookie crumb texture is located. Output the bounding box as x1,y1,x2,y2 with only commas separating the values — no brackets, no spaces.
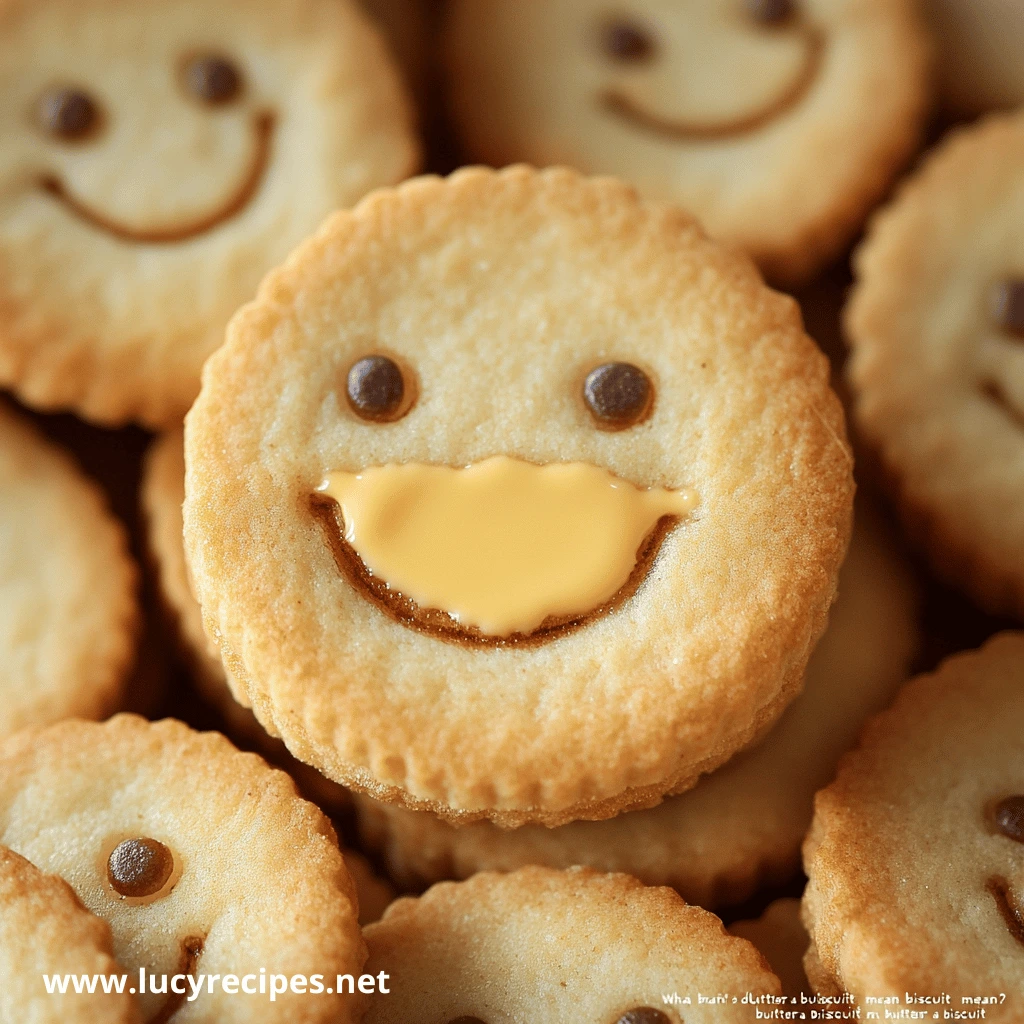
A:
0,0,419,427
802,633,1024,1014
847,111,1024,619
0,403,137,739
0,846,140,1024
185,165,854,826
0,715,366,1024
363,866,781,1023
443,0,931,286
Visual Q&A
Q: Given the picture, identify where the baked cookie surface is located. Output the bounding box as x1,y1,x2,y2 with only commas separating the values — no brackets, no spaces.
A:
0,0,418,427
443,0,930,285
354,504,914,899
0,403,137,739
802,633,1024,1014
0,715,365,1024
847,112,1024,619
362,866,782,1023
0,846,140,1024
184,165,853,826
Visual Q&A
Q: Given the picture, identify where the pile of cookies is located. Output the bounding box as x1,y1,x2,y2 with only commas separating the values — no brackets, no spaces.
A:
0,1,1022,1021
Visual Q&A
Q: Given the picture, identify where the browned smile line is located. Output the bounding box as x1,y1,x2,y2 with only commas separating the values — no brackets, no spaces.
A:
600,26,824,142
982,378,1024,431
310,493,679,648
39,112,274,244
149,936,204,1024
987,877,1024,949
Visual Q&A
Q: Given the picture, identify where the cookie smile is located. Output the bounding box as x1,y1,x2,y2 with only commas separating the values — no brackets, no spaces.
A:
38,111,274,244
314,456,697,644
599,25,824,142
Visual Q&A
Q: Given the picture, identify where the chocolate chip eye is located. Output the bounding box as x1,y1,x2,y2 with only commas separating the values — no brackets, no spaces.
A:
107,837,175,899
183,54,243,105
36,87,101,142
347,355,410,422
991,278,1024,338
600,17,657,62
746,0,796,26
994,796,1024,843
583,362,653,429
615,1009,672,1024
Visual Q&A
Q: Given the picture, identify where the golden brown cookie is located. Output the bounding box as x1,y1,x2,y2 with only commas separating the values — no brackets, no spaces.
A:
362,866,783,1023
0,715,365,1023
0,846,140,1024
928,0,1024,115
443,0,931,286
354,504,915,901
184,165,853,826
729,899,811,1001
802,633,1024,1016
0,403,137,739
0,0,418,427
847,112,1024,619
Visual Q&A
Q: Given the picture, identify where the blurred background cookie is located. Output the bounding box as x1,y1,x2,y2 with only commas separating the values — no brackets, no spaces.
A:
729,898,812,1000
803,633,1024,1013
443,0,931,286
363,866,782,1023
847,111,1024,620
0,0,419,427
0,402,138,739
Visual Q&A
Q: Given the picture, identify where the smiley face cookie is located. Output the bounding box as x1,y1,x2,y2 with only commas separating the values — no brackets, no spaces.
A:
184,165,853,826
802,633,1024,1013
0,403,137,739
847,112,1024,620
928,0,1024,115
0,0,418,428
442,0,930,286
354,504,916,899
0,715,365,1023
0,846,141,1024
362,866,782,1023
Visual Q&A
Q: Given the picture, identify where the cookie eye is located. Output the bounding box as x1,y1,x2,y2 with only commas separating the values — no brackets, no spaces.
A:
36,86,102,143
346,355,413,422
746,0,797,26
993,795,1024,842
107,837,175,900
183,54,243,106
991,277,1024,338
600,16,658,62
614,1009,672,1024
583,362,653,429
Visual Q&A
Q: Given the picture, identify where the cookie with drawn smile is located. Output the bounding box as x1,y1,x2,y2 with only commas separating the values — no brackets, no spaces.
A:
802,634,1024,1015
442,0,931,286
0,715,365,1024
847,112,1024,620
184,165,853,827
0,0,418,427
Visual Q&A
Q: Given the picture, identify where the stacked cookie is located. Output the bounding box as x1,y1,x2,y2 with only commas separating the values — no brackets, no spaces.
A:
3,0,1024,1019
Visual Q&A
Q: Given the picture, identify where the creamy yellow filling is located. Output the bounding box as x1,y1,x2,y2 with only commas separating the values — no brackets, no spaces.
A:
318,456,697,637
